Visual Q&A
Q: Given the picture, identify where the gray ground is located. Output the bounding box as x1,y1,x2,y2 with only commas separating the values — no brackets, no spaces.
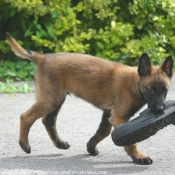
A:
0,74,175,175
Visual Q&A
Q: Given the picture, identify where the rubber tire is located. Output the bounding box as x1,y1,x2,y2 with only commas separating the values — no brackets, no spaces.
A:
111,100,175,146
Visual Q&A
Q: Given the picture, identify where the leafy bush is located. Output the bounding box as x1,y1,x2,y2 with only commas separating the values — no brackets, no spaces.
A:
0,0,175,90
0,60,35,82
0,82,31,94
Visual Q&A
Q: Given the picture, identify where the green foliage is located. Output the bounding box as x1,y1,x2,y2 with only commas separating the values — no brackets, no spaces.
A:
0,0,175,93
0,82,31,93
0,59,33,93
125,0,175,65
0,60,36,82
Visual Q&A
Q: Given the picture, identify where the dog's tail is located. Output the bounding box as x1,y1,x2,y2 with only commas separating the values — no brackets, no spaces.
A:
6,32,44,63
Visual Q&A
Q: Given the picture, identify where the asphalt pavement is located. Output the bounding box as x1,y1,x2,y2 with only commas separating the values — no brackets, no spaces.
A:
0,74,175,175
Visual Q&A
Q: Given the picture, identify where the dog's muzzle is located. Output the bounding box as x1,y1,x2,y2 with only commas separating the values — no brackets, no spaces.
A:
150,104,165,114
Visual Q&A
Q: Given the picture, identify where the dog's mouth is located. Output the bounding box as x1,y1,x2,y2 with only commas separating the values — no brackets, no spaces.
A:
149,104,165,114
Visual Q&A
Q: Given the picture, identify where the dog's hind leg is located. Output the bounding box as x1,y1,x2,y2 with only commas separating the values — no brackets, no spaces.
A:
19,98,65,154
87,110,112,156
42,99,70,150
19,102,46,154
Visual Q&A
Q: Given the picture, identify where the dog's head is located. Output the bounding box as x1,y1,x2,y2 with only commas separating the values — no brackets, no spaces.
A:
138,53,173,114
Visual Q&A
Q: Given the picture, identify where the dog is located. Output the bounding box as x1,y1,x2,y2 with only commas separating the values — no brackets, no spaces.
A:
6,33,173,165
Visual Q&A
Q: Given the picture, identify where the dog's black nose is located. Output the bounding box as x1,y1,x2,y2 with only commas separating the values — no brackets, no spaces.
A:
154,105,165,114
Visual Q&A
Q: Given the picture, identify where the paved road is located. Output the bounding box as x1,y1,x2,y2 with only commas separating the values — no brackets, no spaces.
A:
0,74,175,175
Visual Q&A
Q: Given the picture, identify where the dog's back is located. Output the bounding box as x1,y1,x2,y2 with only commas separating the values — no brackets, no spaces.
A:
6,33,137,109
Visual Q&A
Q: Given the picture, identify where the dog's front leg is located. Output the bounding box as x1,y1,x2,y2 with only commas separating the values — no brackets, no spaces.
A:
109,115,153,165
124,144,153,165
87,110,112,156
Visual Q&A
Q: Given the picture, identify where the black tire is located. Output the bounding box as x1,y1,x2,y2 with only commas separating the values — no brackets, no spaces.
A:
111,100,175,146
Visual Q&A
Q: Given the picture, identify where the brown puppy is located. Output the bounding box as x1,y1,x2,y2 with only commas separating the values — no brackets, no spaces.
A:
6,33,173,165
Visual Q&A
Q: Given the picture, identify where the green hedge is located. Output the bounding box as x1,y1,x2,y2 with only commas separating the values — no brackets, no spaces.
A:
0,0,175,82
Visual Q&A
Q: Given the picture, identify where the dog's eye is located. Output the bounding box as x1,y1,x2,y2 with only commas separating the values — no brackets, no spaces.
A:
147,87,155,94
161,86,168,94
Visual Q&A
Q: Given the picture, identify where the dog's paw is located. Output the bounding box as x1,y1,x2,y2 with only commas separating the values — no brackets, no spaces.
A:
19,141,31,154
87,142,99,156
56,141,70,150
133,156,153,165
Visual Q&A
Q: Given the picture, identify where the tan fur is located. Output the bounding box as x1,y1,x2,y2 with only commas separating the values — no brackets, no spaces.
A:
6,33,172,165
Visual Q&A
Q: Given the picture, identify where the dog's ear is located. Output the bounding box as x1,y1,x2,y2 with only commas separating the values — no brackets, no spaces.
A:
161,56,173,77
138,53,151,76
